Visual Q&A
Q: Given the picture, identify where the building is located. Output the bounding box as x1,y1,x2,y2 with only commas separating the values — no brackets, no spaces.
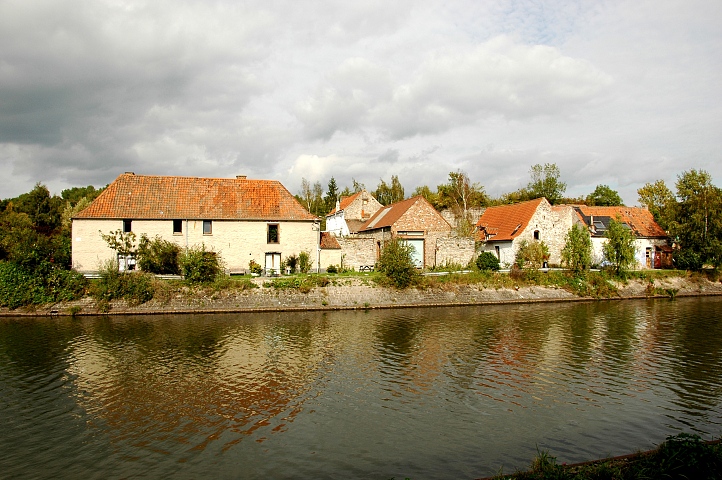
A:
475,198,574,267
72,173,319,274
325,190,383,236
573,206,671,269
358,196,452,268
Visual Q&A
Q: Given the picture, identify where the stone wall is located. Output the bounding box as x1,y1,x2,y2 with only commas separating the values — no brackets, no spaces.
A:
336,237,377,270
435,236,476,267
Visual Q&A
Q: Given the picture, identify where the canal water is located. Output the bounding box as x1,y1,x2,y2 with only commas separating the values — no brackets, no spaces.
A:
1,297,721,479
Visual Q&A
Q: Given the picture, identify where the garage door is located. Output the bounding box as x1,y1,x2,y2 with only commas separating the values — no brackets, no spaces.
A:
404,239,424,268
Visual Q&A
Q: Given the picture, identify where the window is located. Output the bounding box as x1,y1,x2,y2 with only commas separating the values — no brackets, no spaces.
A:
533,230,540,240
267,224,279,243
173,219,182,235
123,219,132,233
203,220,212,235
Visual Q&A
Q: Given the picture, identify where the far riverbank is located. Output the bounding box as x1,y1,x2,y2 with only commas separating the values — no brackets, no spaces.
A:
2,271,722,317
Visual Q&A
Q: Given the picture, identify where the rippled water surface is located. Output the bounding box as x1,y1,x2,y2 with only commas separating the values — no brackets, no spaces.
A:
2,297,722,479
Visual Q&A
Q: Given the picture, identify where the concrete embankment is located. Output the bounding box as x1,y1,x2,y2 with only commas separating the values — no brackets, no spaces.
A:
2,274,722,317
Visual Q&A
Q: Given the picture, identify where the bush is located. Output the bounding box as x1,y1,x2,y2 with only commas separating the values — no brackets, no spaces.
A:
91,258,155,305
249,259,263,275
0,260,86,309
179,244,225,283
561,224,592,275
476,251,500,271
298,250,312,274
675,248,704,271
515,240,549,269
326,264,338,274
284,254,298,274
377,238,419,289
137,235,181,274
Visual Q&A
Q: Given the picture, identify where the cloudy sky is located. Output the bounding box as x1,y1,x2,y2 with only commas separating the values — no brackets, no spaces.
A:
1,0,720,205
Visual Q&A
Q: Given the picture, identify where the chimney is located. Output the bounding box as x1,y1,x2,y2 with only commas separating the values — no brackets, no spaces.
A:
125,171,135,175
236,175,247,180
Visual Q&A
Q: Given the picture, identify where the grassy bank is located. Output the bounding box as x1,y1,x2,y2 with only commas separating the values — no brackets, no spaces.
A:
487,433,721,480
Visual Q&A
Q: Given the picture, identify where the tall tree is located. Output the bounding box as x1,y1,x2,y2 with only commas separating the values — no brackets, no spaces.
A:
561,224,593,275
527,163,566,204
586,184,623,206
437,170,487,236
637,180,675,231
672,169,722,267
374,175,404,206
411,185,439,208
602,217,637,275
323,177,339,215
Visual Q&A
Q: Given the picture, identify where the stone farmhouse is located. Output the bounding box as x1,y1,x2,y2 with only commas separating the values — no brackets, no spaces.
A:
325,190,383,236
357,196,455,269
72,173,319,274
573,205,671,269
475,198,574,267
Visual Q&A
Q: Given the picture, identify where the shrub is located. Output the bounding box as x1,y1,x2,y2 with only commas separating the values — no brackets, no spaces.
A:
0,260,86,309
603,217,637,276
137,235,181,274
326,264,338,274
284,254,298,274
476,251,500,271
674,248,704,271
179,244,225,283
561,223,592,275
515,240,549,269
298,250,312,274
91,258,155,305
249,259,263,275
377,238,419,289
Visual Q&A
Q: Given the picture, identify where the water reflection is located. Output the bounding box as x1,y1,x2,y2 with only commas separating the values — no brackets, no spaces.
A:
0,297,721,479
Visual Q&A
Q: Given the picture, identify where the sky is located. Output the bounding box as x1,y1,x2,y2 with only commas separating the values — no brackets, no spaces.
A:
1,0,721,205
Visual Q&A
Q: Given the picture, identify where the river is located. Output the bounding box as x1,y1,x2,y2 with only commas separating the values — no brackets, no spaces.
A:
1,297,721,479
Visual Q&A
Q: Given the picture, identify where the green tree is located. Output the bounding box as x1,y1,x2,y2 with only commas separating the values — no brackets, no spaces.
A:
437,170,487,236
527,163,566,204
586,184,623,206
411,185,439,208
324,177,339,214
374,175,405,206
637,180,675,231
61,185,104,206
100,229,137,270
476,251,500,271
602,217,637,275
561,224,593,274
515,239,550,269
13,183,64,233
672,169,722,268
377,238,418,288
179,244,224,283
136,235,181,274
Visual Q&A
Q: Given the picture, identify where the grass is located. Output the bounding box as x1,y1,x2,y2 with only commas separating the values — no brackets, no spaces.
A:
493,433,722,480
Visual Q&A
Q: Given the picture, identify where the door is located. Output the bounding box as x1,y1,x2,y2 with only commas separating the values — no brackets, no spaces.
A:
265,252,281,275
403,239,424,268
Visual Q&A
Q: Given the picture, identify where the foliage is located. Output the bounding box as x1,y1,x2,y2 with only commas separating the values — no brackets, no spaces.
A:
324,176,339,213
249,259,263,275
637,179,675,230
526,163,567,204
298,177,326,217
100,229,137,270
674,248,704,271
374,175,405,206
179,244,225,283
561,224,593,275
515,240,550,269
298,250,312,274
476,251,500,271
11,183,64,233
585,184,623,206
284,254,298,274
437,170,487,236
671,169,722,268
91,258,155,305
326,264,338,274
602,217,637,276
136,235,181,274
377,238,419,288
411,185,439,208
0,261,86,309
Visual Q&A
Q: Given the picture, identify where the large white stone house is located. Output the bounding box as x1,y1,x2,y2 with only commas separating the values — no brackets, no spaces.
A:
475,198,574,267
72,173,320,274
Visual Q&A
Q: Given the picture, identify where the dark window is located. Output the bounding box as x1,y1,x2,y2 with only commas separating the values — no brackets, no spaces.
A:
267,224,279,243
123,219,132,233
173,219,182,234
203,220,212,235
533,230,540,240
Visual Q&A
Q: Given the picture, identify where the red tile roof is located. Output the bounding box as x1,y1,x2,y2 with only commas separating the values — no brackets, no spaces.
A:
328,191,362,215
574,206,666,238
359,196,422,231
320,232,341,249
475,198,546,241
74,173,317,221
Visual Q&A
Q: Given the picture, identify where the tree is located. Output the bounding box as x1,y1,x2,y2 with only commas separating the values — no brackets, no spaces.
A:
476,251,500,271
672,169,722,268
515,240,549,269
602,217,636,275
100,229,137,270
324,177,339,214
374,175,405,206
437,170,487,236
561,224,593,275
586,184,623,206
411,185,439,208
377,238,418,288
527,163,566,204
13,183,64,233
637,180,675,231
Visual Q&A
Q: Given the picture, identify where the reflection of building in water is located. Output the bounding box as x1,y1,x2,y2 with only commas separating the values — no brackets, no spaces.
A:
66,315,337,455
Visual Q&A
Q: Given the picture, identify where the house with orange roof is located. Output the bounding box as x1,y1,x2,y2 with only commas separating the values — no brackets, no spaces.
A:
72,173,320,274
358,196,452,268
573,205,671,269
325,189,383,236
475,198,574,267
